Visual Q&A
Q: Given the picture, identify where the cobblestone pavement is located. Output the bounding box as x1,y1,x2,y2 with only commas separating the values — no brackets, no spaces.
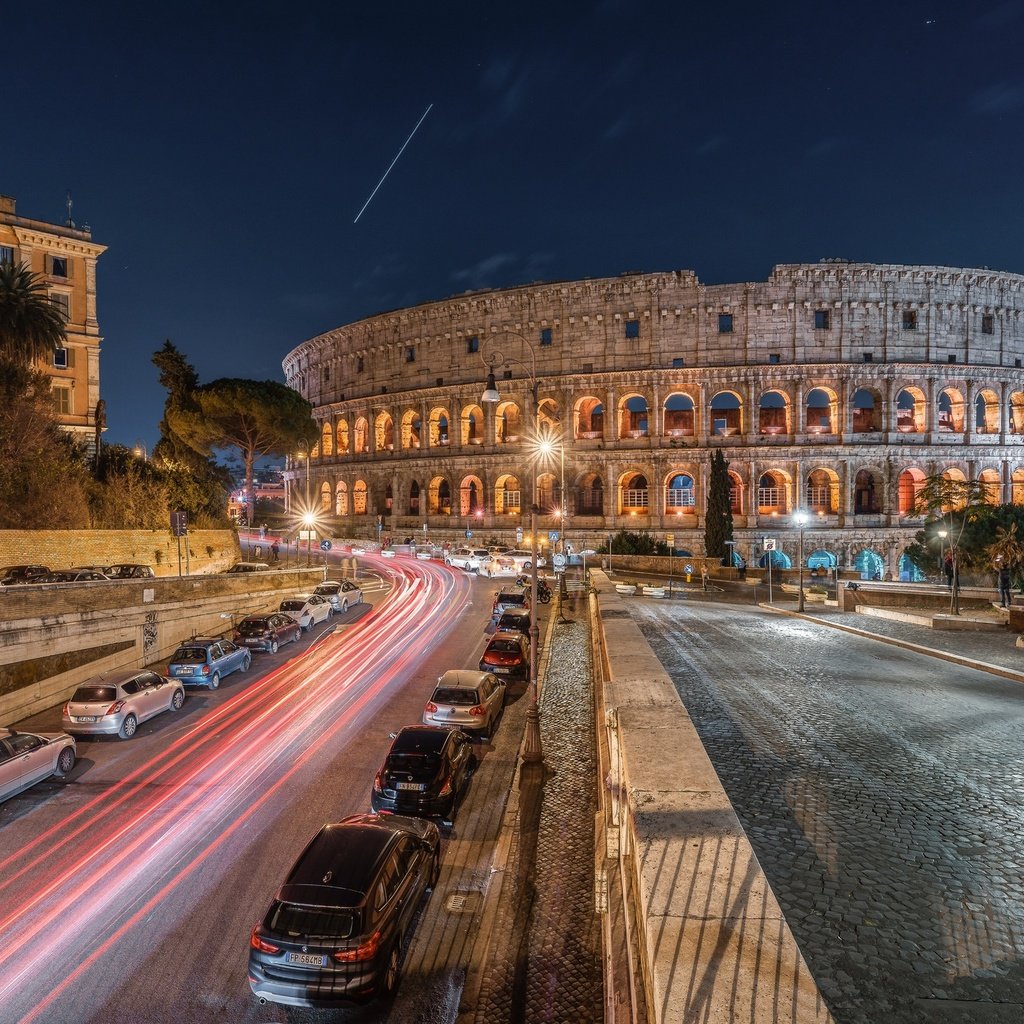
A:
470,614,603,1024
629,597,1024,1024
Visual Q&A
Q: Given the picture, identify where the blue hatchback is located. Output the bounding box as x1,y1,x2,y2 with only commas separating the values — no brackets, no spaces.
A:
167,637,251,689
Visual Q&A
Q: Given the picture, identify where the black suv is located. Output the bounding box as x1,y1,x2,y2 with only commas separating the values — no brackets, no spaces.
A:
248,813,441,1007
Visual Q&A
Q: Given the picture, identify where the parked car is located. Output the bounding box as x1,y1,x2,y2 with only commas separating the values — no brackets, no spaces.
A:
479,630,530,680
371,726,477,821
167,637,251,689
444,547,484,572
36,568,110,583
503,549,547,571
233,613,302,653
62,670,186,739
0,564,49,586
312,579,364,613
278,593,333,631
223,562,271,574
478,555,518,578
0,729,76,804
422,669,506,738
494,608,532,640
491,588,530,620
102,563,155,579
248,812,441,1007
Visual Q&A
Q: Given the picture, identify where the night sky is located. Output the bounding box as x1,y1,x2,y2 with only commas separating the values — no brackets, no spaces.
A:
6,0,1024,451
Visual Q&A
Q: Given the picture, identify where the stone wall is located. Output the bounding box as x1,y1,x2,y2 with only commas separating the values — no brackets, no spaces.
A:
0,529,241,577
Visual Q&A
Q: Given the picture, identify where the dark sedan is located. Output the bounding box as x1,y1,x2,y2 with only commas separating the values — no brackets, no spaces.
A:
0,564,49,586
370,726,476,825
248,813,440,1007
233,613,302,653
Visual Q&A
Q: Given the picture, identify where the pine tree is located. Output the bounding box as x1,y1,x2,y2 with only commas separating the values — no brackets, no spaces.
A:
704,449,734,562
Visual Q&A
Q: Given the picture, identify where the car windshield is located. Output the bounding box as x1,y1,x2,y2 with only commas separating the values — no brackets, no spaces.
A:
432,687,479,706
279,601,305,611
73,685,117,702
497,594,525,605
238,619,269,634
172,648,208,663
265,901,357,940
387,752,441,772
488,640,523,654
313,585,336,596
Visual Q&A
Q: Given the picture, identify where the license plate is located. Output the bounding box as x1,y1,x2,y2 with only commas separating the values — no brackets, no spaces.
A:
176,667,194,675
77,716,97,722
493,667,510,674
287,952,327,966
397,782,424,791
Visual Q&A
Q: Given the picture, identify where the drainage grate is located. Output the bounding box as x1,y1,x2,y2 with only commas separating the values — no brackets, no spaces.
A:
445,890,483,915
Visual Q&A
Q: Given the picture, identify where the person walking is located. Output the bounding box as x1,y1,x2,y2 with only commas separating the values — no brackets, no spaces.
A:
271,540,280,563
998,563,1012,607
943,553,954,588
700,563,708,591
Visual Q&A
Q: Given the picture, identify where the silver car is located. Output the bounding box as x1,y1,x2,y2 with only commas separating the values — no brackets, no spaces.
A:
62,670,186,740
279,593,334,631
0,729,76,804
422,669,506,739
312,579,364,613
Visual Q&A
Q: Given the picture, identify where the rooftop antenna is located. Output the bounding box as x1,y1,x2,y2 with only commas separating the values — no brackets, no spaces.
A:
65,189,75,228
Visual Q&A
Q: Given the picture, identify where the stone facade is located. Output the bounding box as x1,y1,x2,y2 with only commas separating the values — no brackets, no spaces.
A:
281,262,1024,576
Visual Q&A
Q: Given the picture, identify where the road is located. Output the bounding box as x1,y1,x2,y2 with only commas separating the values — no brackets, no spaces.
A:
629,594,1024,1024
0,556,526,1024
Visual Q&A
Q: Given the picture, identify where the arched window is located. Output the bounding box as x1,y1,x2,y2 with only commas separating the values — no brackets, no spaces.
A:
461,476,484,516
664,393,695,436
335,481,348,516
577,474,603,514
665,473,696,513
353,480,368,515
895,388,925,433
575,397,604,439
621,474,649,513
710,392,741,435
975,390,999,434
852,388,881,433
728,471,743,514
495,475,521,515
937,389,964,433
806,469,837,514
758,390,788,435
409,480,420,515
805,388,834,434
320,481,332,512
320,421,334,456
897,469,925,516
757,472,786,514
854,469,881,514
619,396,649,438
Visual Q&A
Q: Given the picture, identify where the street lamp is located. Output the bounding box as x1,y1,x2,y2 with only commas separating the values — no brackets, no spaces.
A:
481,332,547,767
792,509,808,612
132,440,148,461
302,512,315,567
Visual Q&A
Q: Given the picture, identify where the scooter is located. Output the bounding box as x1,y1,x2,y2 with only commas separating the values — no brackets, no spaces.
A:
515,575,552,603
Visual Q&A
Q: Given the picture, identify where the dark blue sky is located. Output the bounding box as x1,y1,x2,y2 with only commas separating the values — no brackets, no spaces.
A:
7,0,1024,450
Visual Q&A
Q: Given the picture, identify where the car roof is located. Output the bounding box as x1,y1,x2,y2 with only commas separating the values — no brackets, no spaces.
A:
283,821,402,901
498,608,531,620
390,725,454,754
437,669,494,689
175,637,221,647
490,630,527,643
76,668,157,687
315,580,341,588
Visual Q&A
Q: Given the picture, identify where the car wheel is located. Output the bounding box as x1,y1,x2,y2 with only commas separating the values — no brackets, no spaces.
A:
523,561,533,571
480,715,492,741
56,746,75,775
119,714,138,740
241,655,251,672
293,628,301,644
340,600,348,613
209,672,220,691
427,848,441,890
381,941,401,996
270,640,279,654
171,688,185,710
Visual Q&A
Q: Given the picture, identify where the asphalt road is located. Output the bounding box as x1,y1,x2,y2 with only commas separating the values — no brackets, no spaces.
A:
628,595,1024,1024
0,558,529,1024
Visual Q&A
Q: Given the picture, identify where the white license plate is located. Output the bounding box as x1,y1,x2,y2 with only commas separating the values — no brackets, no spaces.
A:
287,952,327,966
176,668,194,675
493,667,511,674
77,716,97,722
396,782,424,791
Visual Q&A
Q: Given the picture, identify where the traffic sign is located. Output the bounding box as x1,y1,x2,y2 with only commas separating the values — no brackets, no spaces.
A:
170,509,188,537
553,553,566,569
548,530,560,542
666,533,675,546
320,540,332,551
516,527,523,543
763,538,777,551
465,529,472,538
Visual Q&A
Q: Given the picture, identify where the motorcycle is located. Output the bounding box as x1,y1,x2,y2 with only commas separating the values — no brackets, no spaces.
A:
515,575,552,603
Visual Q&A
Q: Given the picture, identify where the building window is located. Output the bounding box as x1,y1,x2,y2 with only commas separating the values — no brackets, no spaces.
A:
982,313,994,335
718,313,733,333
405,346,415,363
625,319,640,339
863,352,873,362
50,256,68,278
49,293,70,322
769,353,780,364
467,335,479,354
0,246,14,265
52,385,72,416
902,309,917,330
671,357,685,368
356,356,364,373
947,354,957,363
53,348,69,369
814,309,831,330
323,366,330,382
540,327,552,346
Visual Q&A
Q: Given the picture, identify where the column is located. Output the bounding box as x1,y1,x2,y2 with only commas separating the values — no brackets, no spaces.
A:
964,379,975,445
604,387,618,443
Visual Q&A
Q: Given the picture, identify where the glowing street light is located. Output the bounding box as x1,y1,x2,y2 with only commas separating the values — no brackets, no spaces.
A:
792,509,808,612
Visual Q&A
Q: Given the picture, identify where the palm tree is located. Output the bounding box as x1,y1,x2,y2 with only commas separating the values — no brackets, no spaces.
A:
0,261,67,365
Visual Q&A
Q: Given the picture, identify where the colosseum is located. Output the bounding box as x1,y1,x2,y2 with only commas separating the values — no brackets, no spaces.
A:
281,261,1024,579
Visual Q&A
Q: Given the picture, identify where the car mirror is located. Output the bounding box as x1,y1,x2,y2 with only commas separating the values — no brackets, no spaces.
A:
388,731,398,740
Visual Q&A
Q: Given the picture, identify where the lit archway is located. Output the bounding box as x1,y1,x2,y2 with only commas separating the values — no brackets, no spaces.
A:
665,472,696,514
664,393,695,436
758,390,789,435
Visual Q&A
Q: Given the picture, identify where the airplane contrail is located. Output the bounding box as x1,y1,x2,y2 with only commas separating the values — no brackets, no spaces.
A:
353,103,434,224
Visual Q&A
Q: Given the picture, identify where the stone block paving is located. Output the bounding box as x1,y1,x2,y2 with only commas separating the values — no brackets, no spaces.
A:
470,616,603,1024
630,597,1024,1024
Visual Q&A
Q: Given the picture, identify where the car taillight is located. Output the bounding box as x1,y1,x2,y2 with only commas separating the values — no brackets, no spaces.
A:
103,700,126,716
332,930,381,963
62,702,70,716
201,665,210,675
373,771,383,792
469,704,486,717
425,701,438,713
439,777,452,796
250,927,280,954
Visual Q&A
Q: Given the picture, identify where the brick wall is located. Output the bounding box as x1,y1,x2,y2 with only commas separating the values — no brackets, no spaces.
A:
0,529,241,577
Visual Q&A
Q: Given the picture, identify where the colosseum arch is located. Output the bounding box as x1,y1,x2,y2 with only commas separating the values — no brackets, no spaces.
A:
758,389,790,435
574,396,604,439
619,472,650,514
757,470,788,515
978,467,1001,505
336,420,349,454
710,391,742,436
805,387,837,434
975,389,999,434
460,475,484,516
401,409,422,449
320,421,334,456
352,480,368,515
897,467,926,517
461,404,484,445
428,407,450,447
1013,467,1024,505
940,468,968,511
408,479,421,516
937,387,965,433
320,481,332,512
537,398,560,431
728,470,744,514
428,476,452,515
618,394,649,439
853,467,883,515
496,400,523,443
335,480,348,516
663,392,695,436
895,386,926,433
576,473,603,515
1011,391,1024,434
805,467,839,514
537,472,559,514
375,411,394,451
665,471,697,514
854,549,885,579
353,416,369,454
494,474,521,515
851,387,882,433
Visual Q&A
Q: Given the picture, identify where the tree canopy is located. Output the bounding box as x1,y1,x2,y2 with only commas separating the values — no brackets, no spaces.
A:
0,262,67,365
704,449,734,560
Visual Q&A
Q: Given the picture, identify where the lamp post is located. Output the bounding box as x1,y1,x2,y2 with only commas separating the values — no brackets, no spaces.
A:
302,512,315,567
937,526,959,614
792,509,808,612
481,332,546,767
296,441,312,566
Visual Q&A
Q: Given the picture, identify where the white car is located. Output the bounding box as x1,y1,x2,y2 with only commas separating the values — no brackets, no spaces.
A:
445,547,485,571
503,549,547,571
0,729,76,804
479,555,518,578
312,579,364,613
278,593,334,632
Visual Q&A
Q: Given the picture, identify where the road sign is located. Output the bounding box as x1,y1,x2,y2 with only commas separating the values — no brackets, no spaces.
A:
552,553,566,573
548,530,560,542
685,563,693,574
320,540,332,551
465,529,472,538
665,533,675,546
763,538,777,551
516,527,523,543
170,509,188,537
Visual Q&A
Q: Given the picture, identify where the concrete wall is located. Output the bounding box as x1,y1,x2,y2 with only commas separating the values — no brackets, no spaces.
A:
590,570,833,1023
0,529,241,577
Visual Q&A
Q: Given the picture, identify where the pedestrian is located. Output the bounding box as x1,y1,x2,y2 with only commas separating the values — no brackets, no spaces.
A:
700,564,708,591
259,523,267,540
943,553,954,588
271,540,280,563
254,544,262,560
738,558,747,581
998,564,1012,607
